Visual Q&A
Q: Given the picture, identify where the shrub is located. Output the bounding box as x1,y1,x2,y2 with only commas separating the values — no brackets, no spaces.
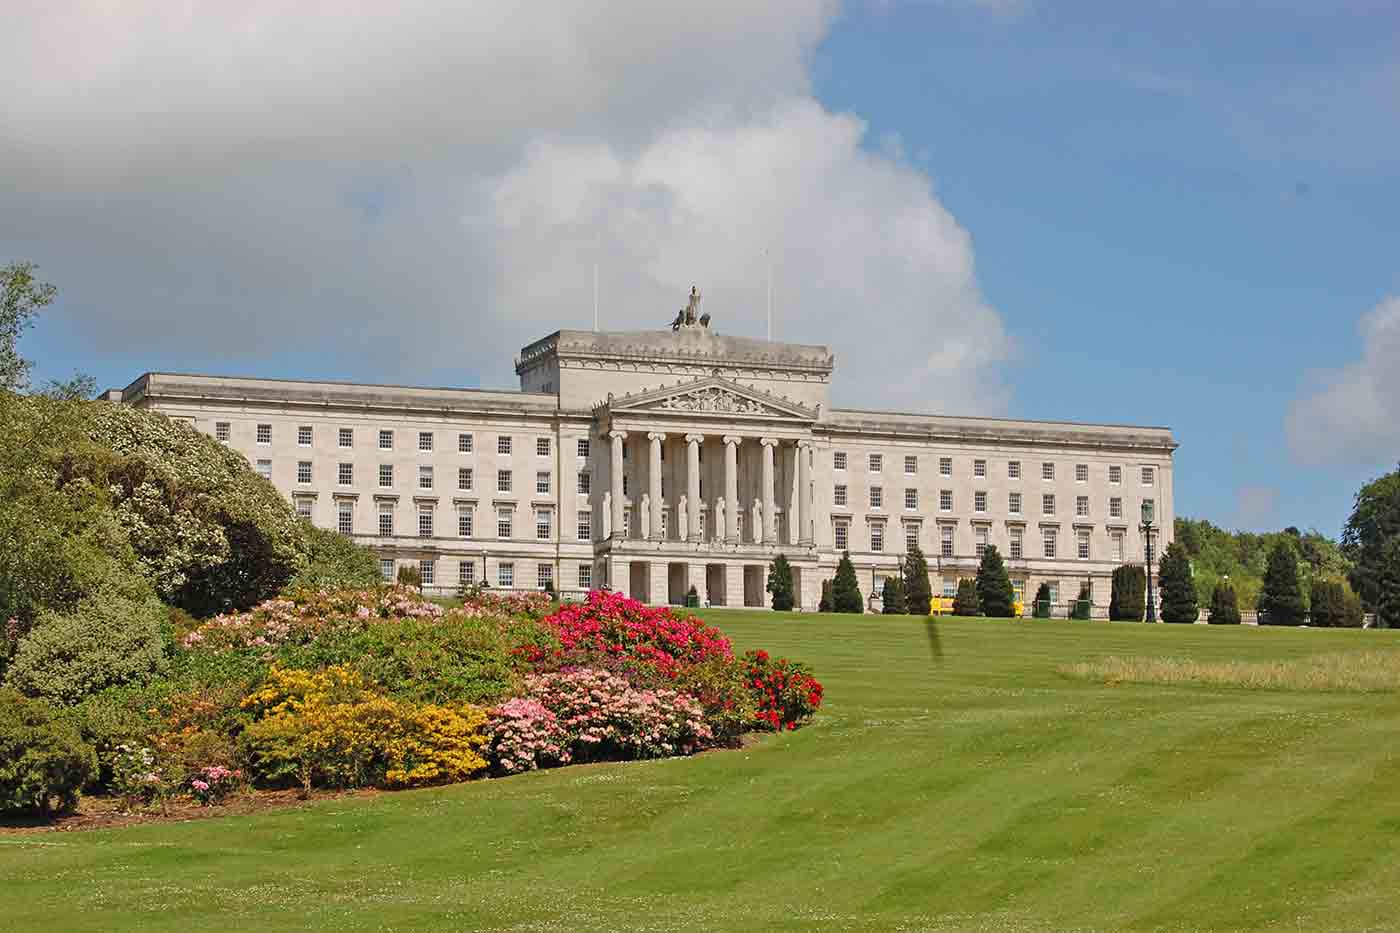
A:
766,554,795,611
903,543,932,616
1032,582,1053,619
1259,541,1307,626
1069,582,1093,620
487,697,569,773
666,656,758,747
831,552,863,613
953,578,980,616
286,524,381,590
818,579,832,613
6,594,170,704
1158,542,1199,623
1109,565,1146,622
881,577,907,614
1208,583,1242,624
396,564,422,589
188,765,242,805
975,545,1016,618
0,689,96,815
742,650,823,731
1309,580,1363,628
111,744,171,808
181,585,445,653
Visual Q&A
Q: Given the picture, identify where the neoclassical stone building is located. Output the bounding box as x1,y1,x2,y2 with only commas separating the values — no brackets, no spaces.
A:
111,297,1175,613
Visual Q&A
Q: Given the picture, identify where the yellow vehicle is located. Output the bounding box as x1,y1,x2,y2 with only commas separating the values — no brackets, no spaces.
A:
928,595,1024,617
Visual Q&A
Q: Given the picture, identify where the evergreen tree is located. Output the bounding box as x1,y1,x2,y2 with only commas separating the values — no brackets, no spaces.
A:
1207,582,1241,624
1259,540,1307,626
1032,582,1053,618
1109,564,1146,621
975,544,1016,618
902,542,933,616
881,577,907,614
1308,580,1363,628
1157,541,1199,623
831,551,864,614
818,579,833,613
1343,464,1400,624
766,554,795,611
1070,581,1093,620
953,578,981,616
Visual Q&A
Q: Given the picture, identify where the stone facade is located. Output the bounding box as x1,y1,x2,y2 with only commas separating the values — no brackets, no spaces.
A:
113,314,1176,614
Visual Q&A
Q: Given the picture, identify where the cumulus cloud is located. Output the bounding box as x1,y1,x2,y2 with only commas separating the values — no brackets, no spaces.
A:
1287,296,1400,465
1,0,1009,412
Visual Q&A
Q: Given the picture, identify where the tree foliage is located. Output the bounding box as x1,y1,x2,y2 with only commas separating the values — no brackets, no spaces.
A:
880,577,907,614
1175,517,1350,610
1343,464,1400,627
1,261,57,392
952,578,980,617
975,545,1016,618
1031,582,1052,619
288,524,382,591
830,552,863,613
818,579,832,613
1207,583,1242,625
1308,579,1363,628
766,554,795,611
1258,540,1307,626
1157,542,1199,623
1069,581,1093,620
902,542,932,616
1109,564,1146,621
0,689,96,815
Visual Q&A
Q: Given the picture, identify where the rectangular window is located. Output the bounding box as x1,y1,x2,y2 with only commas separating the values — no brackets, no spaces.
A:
975,526,989,559
834,484,848,507
1143,497,1156,518
940,489,953,512
943,581,958,598
1110,497,1122,519
338,462,353,486
297,425,312,447
417,431,433,452
1010,527,1023,560
460,561,476,587
379,429,393,450
536,508,551,540
338,427,353,448
974,491,988,513
458,467,473,491
497,435,512,456
256,423,272,445
577,513,592,542
1112,530,1125,562
1141,466,1156,486
1042,494,1056,515
939,457,952,477
215,421,230,442
418,506,434,538
578,564,592,590
834,451,847,471
1076,463,1089,483
498,470,512,493
1009,492,1022,515
537,564,553,590
458,507,474,538
337,501,353,535
498,562,514,588
536,437,550,457
904,488,917,510
871,522,885,552
834,519,850,550
256,458,272,480
379,464,393,488
576,438,590,458
536,471,550,494
1043,528,1058,558
378,503,394,537
1013,580,1026,603
905,455,918,474
974,458,987,478
1008,460,1021,480
295,498,313,520
458,432,473,453
497,507,513,539
379,559,395,582
1042,462,1055,481
869,453,882,473
297,461,312,484
577,471,591,494
419,560,435,586
1078,528,1091,560
1109,465,1122,485
416,466,432,490
905,523,919,553
941,524,954,558
1076,495,1089,517
870,486,883,509
1048,582,1060,606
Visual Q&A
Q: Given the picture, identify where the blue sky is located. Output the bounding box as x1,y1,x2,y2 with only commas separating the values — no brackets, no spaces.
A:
6,1,1398,537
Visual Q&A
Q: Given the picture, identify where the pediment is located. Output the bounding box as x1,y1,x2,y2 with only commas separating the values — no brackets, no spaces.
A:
601,377,816,421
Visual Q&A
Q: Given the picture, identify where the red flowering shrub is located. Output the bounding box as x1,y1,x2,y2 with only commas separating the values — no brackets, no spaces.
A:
743,650,824,731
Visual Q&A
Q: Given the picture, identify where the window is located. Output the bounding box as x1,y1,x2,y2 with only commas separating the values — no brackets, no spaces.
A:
256,459,272,480
379,559,395,582
1009,492,1022,515
834,519,850,550
1112,530,1125,562
940,524,954,558
974,459,987,478
1109,465,1122,485
1013,580,1026,603
418,505,434,538
939,457,952,477
1047,582,1060,606
295,498,313,520
870,522,885,552
1009,527,1023,560
338,428,353,449
1076,495,1089,518
337,501,353,535
905,523,919,553
497,507,513,539
379,464,393,488
338,462,353,486
418,466,433,490
460,561,476,587
1141,466,1155,486
975,526,989,559
943,581,958,599
297,425,312,447
417,431,433,452
536,508,552,540
575,470,589,494
458,506,474,538
904,488,918,510
974,491,988,513
869,453,882,473
419,559,435,587
870,486,883,509
498,562,514,588
1075,463,1089,483
578,564,592,590
577,513,592,542
1143,497,1156,519
497,435,512,455
458,467,473,491
940,489,953,512
458,433,473,453
905,455,918,474
536,471,551,495
1008,460,1021,480
576,438,590,458
1077,528,1091,560
497,470,512,493
537,564,553,590
1042,494,1055,515
378,503,394,537
297,461,312,484
834,451,847,471
834,484,848,507
379,429,393,450
256,424,272,445
1042,462,1055,481
1110,497,1123,519
536,437,550,457
215,421,230,442
1043,528,1058,559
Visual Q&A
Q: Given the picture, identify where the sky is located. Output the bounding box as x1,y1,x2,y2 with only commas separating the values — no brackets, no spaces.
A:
3,1,1397,538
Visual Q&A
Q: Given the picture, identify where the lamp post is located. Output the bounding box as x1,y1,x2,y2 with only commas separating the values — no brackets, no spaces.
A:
1141,501,1157,623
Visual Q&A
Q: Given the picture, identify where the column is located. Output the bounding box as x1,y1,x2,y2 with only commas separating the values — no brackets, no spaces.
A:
723,435,741,544
647,432,665,541
760,437,778,545
797,439,813,546
609,429,626,541
685,434,704,542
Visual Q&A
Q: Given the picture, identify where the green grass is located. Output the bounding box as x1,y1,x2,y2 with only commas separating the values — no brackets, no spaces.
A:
6,614,1400,931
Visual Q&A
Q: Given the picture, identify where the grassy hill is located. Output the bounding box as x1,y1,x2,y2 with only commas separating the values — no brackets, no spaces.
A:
5,611,1400,931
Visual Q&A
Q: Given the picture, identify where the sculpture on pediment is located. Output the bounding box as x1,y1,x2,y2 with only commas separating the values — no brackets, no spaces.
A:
656,386,771,415
677,494,688,540
639,493,651,540
601,493,612,539
751,499,762,544
670,285,711,331
715,497,726,543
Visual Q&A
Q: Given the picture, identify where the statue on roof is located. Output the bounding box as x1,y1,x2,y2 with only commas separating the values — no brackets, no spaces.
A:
671,286,710,331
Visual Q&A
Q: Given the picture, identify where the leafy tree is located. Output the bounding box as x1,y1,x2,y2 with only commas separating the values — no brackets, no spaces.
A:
1175,516,1350,610
818,579,832,613
880,577,907,614
1032,582,1053,618
1109,564,1146,621
1207,582,1242,624
952,578,980,616
1308,579,1363,628
1069,581,1093,620
902,542,932,616
975,545,1016,618
830,552,863,613
766,554,795,611
1258,540,1307,626
36,372,97,401
1343,464,1400,626
1,262,57,392
1157,542,1199,623
288,524,381,590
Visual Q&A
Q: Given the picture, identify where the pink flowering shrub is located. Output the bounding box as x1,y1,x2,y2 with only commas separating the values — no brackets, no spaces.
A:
188,765,242,805
460,589,552,621
487,697,569,773
524,592,732,679
180,585,444,652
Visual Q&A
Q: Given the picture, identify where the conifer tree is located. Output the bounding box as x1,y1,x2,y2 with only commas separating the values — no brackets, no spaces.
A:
1032,582,1053,618
881,577,907,614
831,551,864,613
1070,581,1093,620
1157,541,1199,623
1109,564,1146,621
766,554,795,611
818,579,833,613
1207,582,1241,624
902,542,933,616
1259,540,1307,626
953,578,981,616
975,544,1016,618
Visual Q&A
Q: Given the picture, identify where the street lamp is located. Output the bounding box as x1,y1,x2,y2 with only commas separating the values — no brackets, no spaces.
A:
1141,501,1157,623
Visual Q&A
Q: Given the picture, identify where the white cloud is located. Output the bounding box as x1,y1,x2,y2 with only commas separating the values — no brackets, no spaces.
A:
1,1,1009,412
1287,296,1400,465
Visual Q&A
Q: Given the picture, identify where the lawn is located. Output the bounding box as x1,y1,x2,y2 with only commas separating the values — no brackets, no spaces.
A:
5,613,1400,932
